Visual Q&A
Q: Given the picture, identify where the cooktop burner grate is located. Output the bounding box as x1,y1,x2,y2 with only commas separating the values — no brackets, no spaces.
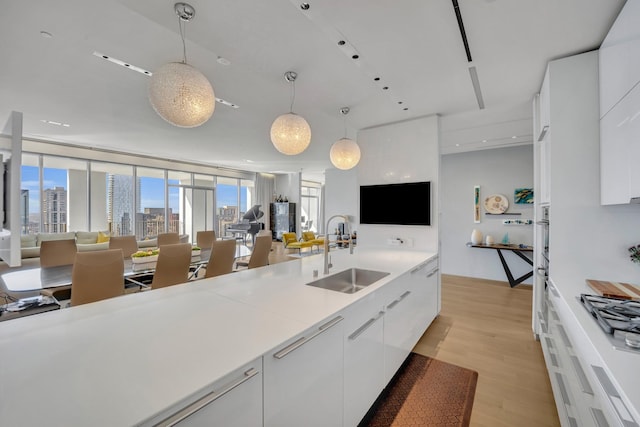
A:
580,294,640,353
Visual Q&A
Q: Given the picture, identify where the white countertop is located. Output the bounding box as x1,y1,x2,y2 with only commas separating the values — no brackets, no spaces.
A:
0,247,435,426
550,271,640,422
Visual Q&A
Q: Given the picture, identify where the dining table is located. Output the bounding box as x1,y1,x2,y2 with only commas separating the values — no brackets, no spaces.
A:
1,245,252,293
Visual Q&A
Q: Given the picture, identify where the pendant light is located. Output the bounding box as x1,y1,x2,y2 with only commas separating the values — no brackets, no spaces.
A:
148,3,215,128
330,107,361,170
270,71,311,155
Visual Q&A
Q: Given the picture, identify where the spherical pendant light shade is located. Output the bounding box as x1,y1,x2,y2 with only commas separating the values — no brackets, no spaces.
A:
330,137,361,170
270,112,312,155
149,62,215,128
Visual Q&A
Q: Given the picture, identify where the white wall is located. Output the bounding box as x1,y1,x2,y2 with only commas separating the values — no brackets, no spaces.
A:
356,115,440,251
324,168,358,234
441,145,534,283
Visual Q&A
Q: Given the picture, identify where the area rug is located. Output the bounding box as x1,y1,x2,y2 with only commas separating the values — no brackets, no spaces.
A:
359,353,478,427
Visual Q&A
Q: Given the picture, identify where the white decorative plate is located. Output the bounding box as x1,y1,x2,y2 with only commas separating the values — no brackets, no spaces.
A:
484,194,509,214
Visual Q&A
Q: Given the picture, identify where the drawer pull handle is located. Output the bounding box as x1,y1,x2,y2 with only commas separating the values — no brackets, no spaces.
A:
555,372,571,405
348,312,384,341
273,316,344,359
426,268,439,278
590,408,610,427
570,356,592,395
159,368,259,426
592,365,638,426
557,324,572,348
387,291,411,310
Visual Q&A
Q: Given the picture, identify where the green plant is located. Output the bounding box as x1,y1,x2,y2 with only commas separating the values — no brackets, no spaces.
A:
629,244,640,264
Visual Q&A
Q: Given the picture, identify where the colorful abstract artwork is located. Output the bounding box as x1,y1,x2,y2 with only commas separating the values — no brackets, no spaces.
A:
474,185,480,223
514,188,533,204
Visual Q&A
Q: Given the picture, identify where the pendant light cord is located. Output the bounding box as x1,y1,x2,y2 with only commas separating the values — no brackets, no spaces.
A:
289,80,296,113
179,16,188,64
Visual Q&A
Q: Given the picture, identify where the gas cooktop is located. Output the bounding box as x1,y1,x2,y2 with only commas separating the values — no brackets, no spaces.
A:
580,294,640,353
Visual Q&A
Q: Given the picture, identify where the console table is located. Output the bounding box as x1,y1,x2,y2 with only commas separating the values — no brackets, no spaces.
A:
468,243,533,287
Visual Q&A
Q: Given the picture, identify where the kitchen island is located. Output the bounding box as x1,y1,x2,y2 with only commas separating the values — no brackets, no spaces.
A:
0,247,439,426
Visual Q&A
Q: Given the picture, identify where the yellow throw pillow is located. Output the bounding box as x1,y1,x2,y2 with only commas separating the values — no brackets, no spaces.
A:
97,231,110,243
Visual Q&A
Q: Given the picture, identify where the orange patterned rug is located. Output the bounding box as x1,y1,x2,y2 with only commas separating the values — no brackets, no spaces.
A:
360,353,478,427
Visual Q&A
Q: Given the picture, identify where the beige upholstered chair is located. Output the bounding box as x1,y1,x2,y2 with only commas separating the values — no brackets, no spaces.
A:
196,230,216,250
40,239,77,268
157,232,179,247
236,235,271,270
70,249,125,306
151,243,192,289
108,235,138,258
203,239,236,278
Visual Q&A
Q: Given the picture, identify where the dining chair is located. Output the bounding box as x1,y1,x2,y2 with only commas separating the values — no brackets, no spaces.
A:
236,235,272,270
151,243,192,289
108,235,139,258
196,230,216,250
70,249,125,306
40,239,78,268
203,239,236,278
157,232,179,247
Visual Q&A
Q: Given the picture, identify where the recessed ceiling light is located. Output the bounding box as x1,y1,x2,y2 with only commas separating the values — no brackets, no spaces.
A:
40,31,53,38
456,143,460,147
300,3,310,10
246,159,254,163
382,86,389,90
352,54,359,59
512,135,517,139
41,119,71,127
374,77,380,81
215,98,240,109
398,101,403,105
93,51,152,76
337,40,346,46
482,139,487,143
403,107,408,111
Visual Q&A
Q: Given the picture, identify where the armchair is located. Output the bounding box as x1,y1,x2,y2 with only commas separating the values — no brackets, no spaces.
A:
282,232,313,255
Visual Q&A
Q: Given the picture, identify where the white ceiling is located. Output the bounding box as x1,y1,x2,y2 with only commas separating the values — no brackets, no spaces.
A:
0,0,625,180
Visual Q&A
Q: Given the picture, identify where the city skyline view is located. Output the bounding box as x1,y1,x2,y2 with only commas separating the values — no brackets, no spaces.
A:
21,167,246,215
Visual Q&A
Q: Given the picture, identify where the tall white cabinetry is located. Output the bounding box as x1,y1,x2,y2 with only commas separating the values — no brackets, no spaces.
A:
599,0,640,205
534,50,640,427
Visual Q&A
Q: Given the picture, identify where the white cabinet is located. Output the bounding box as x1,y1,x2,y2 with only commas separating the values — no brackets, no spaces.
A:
410,257,439,330
148,358,263,427
599,0,640,205
599,0,640,119
343,292,386,427
538,283,637,427
600,81,640,205
263,315,344,427
537,68,551,205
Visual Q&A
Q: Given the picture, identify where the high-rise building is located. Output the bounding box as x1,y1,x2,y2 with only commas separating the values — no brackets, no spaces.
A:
42,186,67,233
107,174,136,236
20,189,29,234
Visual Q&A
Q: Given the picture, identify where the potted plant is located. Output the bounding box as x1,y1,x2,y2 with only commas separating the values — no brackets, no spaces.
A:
131,249,160,264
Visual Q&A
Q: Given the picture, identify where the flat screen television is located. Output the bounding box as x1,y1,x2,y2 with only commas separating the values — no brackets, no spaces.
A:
360,181,431,226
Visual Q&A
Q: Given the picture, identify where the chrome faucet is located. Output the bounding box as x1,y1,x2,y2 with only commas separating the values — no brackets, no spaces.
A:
324,214,354,274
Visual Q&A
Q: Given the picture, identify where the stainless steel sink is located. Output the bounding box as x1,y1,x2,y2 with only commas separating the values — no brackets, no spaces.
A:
306,268,390,294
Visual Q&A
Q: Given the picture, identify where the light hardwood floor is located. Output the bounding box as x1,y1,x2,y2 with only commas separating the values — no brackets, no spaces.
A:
413,274,560,427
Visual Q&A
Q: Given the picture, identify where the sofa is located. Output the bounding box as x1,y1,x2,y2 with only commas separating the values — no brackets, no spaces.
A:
21,231,110,259
20,232,191,259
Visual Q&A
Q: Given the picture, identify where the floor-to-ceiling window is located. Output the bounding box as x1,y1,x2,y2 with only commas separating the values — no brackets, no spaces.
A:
137,167,166,240
301,182,320,233
20,153,40,234
19,149,254,241
92,162,134,236
217,177,239,236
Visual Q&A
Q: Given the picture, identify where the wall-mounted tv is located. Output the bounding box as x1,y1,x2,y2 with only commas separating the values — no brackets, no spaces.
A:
360,181,431,226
